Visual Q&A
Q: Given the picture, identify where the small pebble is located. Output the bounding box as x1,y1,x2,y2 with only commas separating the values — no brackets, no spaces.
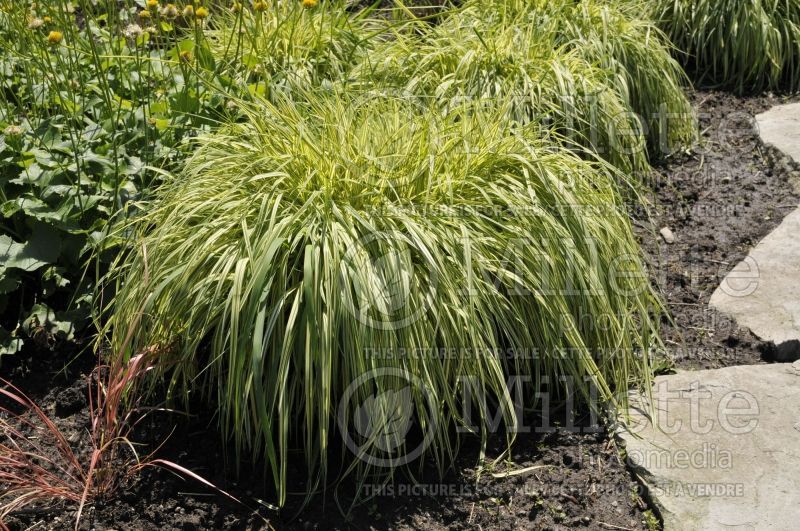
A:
660,227,676,244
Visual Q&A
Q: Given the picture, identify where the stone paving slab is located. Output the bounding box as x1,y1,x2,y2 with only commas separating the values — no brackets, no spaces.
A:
618,363,800,530
757,103,800,194
709,208,800,361
710,103,800,361
757,103,800,166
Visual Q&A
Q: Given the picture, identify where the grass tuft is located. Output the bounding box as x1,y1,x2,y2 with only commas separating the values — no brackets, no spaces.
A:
205,0,381,98
549,0,697,154
354,0,696,173
104,94,662,507
653,0,800,93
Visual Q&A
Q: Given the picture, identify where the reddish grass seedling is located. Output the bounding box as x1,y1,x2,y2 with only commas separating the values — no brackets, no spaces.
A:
0,378,88,524
0,348,160,529
0,345,248,530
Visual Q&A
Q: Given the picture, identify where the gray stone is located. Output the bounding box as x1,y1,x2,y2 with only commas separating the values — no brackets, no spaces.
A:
618,364,800,530
660,227,676,244
757,104,800,193
709,208,800,362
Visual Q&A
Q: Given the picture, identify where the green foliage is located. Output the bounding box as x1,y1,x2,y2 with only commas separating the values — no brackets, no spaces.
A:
653,0,800,93
354,8,647,174
4,0,694,511
546,0,697,153
643,509,662,531
105,94,662,506
206,0,379,96
354,0,695,173
0,0,373,356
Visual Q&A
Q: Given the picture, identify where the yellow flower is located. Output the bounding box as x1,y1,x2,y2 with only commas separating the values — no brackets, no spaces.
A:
254,1,266,11
161,3,178,18
146,0,159,7
47,30,63,45
139,9,151,19
195,6,208,19
301,0,318,7
179,49,192,62
182,4,193,17
43,16,52,23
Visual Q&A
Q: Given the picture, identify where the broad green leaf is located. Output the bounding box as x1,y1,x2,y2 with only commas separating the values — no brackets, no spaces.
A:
0,223,61,272
22,303,74,341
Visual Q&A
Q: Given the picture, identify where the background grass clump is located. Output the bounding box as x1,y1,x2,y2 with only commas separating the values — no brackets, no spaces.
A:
462,0,697,156
206,0,380,98
105,94,662,506
653,0,800,93
548,0,697,154
354,0,696,174
355,7,651,174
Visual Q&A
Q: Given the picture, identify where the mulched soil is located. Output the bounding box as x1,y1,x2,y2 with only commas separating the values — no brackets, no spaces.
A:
2,89,798,531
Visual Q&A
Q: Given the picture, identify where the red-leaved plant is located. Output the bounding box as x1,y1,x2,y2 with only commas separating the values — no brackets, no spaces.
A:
0,344,245,530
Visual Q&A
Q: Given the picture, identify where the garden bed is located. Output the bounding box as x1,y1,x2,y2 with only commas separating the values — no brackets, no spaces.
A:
640,89,799,370
3,88,799,531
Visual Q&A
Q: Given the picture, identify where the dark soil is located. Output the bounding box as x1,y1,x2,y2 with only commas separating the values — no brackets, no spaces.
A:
1,345,654,531
638,90,800,370
3,89,799,531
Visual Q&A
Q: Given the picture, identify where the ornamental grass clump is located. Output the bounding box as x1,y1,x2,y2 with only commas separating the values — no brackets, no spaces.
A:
653,0,800,93
354,8,650,174
105,94,662,506
545,0,697,155
463,0,696,157
354,0,697,173
205,0,379,97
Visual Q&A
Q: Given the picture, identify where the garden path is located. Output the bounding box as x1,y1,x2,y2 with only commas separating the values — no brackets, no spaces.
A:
619,363,800,530
709,103,800,362
619,103,800,529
